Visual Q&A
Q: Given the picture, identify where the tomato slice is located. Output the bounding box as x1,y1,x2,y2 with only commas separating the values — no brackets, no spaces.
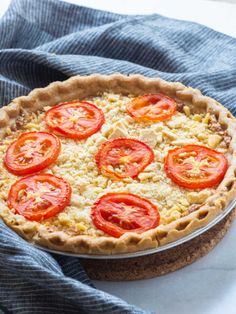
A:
91,193,160,237
4,132,61,176
126,93,176,122
164,145,228,189
8,174,71,221
45,101,105,140
95,138,154,180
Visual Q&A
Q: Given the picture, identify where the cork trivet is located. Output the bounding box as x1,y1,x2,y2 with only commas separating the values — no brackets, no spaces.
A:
81,208,236,281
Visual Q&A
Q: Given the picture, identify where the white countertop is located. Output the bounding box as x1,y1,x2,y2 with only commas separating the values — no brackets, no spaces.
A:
1,0,236,313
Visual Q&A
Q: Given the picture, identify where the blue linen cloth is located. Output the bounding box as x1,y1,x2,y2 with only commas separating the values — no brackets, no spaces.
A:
0,0,236,313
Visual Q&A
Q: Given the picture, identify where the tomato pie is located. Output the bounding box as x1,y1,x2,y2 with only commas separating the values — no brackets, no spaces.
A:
0,74,236,255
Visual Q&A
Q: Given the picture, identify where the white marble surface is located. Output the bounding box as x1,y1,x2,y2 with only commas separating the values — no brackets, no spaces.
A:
95,224,236,313
1,0,236,313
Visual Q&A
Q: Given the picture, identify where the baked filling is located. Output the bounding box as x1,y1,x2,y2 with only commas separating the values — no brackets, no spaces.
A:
0,92,230,237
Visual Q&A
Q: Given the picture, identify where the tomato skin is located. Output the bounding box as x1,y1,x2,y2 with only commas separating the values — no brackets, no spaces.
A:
126,93,176,122
164,145,228,189
95,138,154,180
4,132,61,176
8,174,71,222
91,192,160,238
45,101,105,140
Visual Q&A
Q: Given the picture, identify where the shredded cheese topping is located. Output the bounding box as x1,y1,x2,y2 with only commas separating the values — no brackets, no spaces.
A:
0,93,229,236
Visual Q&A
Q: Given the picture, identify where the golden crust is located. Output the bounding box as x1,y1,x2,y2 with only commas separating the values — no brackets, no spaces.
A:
1,73,236,255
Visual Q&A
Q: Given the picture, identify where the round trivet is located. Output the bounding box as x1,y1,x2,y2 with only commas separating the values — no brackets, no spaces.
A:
80,208,236,281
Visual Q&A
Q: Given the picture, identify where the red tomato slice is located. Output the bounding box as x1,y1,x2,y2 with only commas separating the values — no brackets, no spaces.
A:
4,132,61,176
126,93,176,122
45,101,105,140
95,138,154,180
91,193,160,237
164,145,228,189
8,174,71,221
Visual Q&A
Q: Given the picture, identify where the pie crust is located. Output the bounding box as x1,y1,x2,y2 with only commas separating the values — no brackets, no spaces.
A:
1,74,236,255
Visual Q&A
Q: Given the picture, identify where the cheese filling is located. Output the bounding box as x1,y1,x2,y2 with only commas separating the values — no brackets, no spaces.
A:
0,93,229,236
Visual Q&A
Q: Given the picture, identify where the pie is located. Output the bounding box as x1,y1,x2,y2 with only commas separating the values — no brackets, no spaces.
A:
0,74,236,255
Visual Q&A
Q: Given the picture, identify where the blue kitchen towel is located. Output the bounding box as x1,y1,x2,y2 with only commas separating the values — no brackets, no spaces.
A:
1,0,236,313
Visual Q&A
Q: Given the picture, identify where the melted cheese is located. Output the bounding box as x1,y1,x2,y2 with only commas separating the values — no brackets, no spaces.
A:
0,93,228,236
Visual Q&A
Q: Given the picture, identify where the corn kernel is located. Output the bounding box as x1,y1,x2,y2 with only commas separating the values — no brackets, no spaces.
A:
203,113,210,124
6,127,12,135
192,114,202,122
183,106,191,116
76,222,87,232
